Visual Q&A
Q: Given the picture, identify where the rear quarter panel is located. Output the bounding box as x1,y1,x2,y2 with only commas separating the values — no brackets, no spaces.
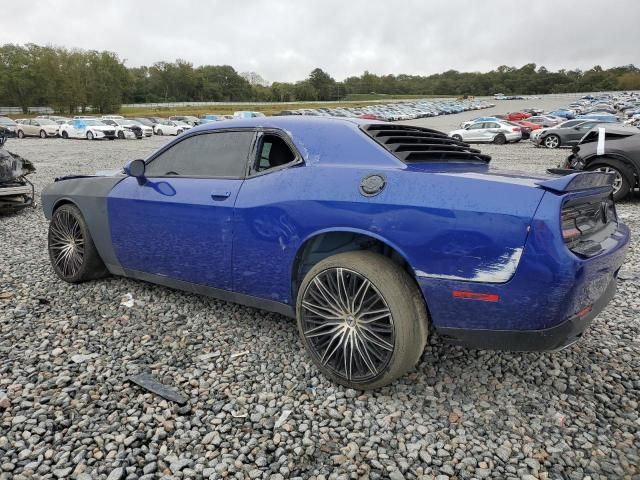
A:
232,162,545,304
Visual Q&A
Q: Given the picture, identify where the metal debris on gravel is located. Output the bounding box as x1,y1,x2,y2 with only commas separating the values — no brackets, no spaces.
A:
0,95,638,479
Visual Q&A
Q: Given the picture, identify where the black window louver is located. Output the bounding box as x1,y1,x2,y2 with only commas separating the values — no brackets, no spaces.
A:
361,124,491,163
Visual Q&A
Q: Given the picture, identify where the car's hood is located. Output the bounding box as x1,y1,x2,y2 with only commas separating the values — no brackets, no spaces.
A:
55,169,123,182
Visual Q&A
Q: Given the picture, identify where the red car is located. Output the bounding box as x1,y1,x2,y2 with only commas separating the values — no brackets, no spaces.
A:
515,120,543,130
505,112,532,121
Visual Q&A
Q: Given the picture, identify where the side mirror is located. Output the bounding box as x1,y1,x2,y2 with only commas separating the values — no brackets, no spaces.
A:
124,159,146,184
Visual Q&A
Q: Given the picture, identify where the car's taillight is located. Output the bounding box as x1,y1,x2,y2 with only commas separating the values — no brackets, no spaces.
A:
512,127,521,132
561,196,617,255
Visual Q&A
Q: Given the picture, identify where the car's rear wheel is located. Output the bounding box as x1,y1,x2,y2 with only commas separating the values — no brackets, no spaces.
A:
452,134,463,141
39,130,47,138
587,159,632,201
86,131,94,140
543,134,560,148
493,134,507,145
48,204,109,283
296,251,428,390
61,131,69,139
17,130,25,139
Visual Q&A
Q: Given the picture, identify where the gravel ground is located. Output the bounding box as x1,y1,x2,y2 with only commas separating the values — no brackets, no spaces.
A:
1,121,639,480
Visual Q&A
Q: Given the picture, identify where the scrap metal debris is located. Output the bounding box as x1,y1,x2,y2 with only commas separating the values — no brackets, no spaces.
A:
0,133,35,213
127,373,188,405
120,293,135,308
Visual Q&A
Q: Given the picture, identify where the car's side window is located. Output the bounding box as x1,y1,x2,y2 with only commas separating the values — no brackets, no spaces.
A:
145,131,255,178
254,134,296,172
468,123,484,130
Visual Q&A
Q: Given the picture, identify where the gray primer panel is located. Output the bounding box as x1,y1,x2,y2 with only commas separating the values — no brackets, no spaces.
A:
41,176,126,275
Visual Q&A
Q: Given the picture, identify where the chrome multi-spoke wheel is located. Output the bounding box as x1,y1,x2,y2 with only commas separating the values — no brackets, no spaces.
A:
48,204,108,283
296,251,428,389
301,267,395,383
544,135,560,148
49,208,85,278
594,166,623,194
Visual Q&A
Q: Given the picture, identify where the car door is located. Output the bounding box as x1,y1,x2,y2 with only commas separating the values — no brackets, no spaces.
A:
464,123,486,142
25,120,38,136
483,122,502,141
107,129,256,290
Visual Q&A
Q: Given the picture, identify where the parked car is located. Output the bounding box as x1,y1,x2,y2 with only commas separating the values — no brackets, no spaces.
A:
534,120,604,149
143,116,164,126
504,112,531,121
525,116,563,128
41,117,629,389
169,115,201,126
233,111,266,119
576,114,619,123
37,115,72,125
153,120,191,136
561,126,640,200
199,114,227,123
449,120,522,144
0,134,35,213
101,118,151,138
59,119,117,140
15,118,59,138
131,117,156,129
0,117,18,137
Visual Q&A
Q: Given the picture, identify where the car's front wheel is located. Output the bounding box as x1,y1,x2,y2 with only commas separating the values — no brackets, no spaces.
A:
587,159,633,201
17,130,25,139
40,130,47,138
48,204,109,283
296,251,428,390
156,129,163,136
452,134,463,141
86,131,94,140
61,131,69,139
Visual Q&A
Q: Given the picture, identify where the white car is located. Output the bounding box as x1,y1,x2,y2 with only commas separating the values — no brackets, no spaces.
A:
448,120,522,144
15,118,59,138
153,120,191,136
101,118,151,139
59,119,117,140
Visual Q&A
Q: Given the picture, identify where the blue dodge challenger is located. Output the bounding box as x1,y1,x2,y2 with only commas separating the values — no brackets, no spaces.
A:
42,117,630,389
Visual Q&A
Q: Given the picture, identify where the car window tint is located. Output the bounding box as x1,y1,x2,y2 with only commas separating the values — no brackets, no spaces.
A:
468,123,484,130
256,134,295,172
146,131,254,178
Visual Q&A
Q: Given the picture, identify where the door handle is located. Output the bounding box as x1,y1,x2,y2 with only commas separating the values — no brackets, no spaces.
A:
211,191,231,201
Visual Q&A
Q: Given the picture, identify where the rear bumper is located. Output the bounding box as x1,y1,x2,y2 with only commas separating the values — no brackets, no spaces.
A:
436,276,617,351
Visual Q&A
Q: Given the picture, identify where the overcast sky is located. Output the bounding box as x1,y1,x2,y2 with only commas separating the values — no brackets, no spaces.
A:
2,0,639,83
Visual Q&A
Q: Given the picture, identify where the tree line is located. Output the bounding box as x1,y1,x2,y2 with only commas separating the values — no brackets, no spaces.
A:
1,43,639,114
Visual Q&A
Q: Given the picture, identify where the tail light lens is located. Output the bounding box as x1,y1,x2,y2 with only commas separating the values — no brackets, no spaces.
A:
561,196,617,255
512,127,521,132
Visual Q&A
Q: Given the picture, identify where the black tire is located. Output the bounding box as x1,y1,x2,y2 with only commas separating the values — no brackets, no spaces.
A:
17,130,25,139
156,129,163,136
86,131,94,140
452,134,463,141
177,129,183,135
39,130,47,139
61,131,69,139
118,131,125,139
586,159,633,201
48,204,109,283
296,251,429,390
543,134,561,149
493,134,507,145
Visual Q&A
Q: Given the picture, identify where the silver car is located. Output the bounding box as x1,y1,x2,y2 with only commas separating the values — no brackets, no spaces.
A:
15,118,59,138
448,120,522,144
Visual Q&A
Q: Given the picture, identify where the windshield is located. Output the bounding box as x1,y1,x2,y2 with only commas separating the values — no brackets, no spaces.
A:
0,117,16,126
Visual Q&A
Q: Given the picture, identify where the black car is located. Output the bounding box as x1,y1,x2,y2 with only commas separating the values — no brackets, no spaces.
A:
561,126,640,200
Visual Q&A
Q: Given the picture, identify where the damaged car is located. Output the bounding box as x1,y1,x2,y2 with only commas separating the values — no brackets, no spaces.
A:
561,125,640,200
0,134,35,212
42,117,629,389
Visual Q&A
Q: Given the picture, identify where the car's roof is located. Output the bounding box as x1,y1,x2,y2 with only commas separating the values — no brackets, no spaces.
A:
165,116,403,168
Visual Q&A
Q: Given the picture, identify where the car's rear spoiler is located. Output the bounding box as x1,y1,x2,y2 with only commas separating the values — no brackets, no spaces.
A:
538,170,614,193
